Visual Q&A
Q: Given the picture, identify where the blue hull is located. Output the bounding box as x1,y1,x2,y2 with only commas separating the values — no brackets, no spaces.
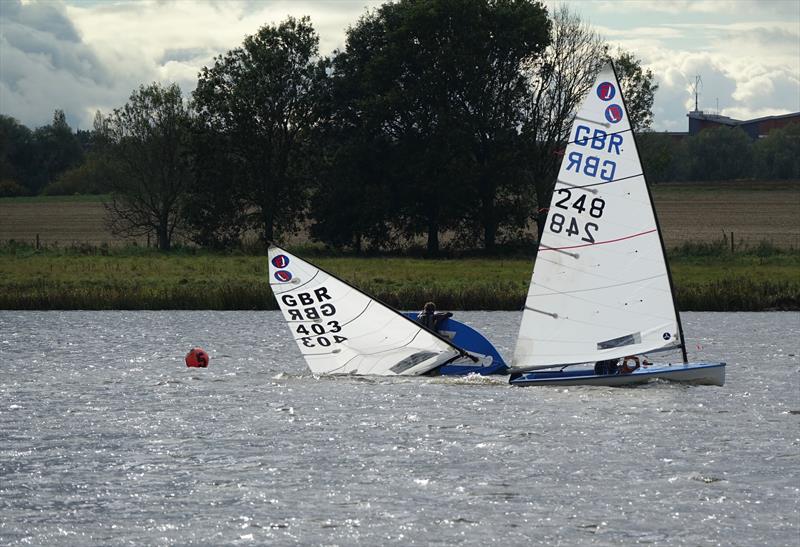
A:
403,313,508,375
509,362,726,387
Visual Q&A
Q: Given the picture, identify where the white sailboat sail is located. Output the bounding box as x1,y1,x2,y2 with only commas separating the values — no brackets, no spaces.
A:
268,245,466,375
513,63,683,370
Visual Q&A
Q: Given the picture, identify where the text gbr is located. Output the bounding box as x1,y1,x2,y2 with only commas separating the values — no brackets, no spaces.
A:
282,287,348,348
565,125,624,182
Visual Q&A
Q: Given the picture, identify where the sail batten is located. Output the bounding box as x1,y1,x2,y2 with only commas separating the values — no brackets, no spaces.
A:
512,63,682,369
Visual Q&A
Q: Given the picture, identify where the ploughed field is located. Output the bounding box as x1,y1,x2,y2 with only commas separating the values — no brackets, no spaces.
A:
651,181,800,249
1,181,799,249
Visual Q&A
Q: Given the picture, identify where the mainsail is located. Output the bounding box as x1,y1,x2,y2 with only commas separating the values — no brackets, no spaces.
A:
268,245,465,375
513,63,684,370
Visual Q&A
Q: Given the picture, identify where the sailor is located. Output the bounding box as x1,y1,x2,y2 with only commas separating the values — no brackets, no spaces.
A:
594,358,620,375
417,301,453,332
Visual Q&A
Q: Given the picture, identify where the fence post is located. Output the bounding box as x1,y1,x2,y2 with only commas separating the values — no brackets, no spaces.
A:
36,234,40,250
731,231,734,254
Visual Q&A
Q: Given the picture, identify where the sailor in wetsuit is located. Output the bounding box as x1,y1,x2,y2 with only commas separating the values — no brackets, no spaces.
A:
417,301,453,332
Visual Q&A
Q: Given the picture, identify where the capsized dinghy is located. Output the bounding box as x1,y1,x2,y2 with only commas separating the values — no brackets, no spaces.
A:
509,62,725,387
268,245,507,376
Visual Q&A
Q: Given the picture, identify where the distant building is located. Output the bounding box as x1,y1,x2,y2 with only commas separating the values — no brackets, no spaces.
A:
687,111,800,139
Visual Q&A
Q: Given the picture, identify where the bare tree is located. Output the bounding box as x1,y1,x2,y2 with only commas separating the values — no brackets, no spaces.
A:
104,83,193,251
521,5,608,239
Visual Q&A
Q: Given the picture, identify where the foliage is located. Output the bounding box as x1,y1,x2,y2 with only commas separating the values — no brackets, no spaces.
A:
193,16,328,245
521,7,659,239
521,6,607,238
104,82,194,251
0,115,36,194
753,122,800,179
612,49,658,132
317,0,550,254
1,111,93,196
31,110,85,193
684,126,753,181
42,152,114,195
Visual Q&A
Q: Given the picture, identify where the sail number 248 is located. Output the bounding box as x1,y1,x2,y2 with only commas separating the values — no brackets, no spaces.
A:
549,189,605,243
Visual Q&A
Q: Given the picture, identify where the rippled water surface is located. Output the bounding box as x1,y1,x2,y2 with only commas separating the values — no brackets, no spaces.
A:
1,311,798,546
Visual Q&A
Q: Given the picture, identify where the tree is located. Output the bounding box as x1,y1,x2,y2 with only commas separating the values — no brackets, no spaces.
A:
0,115,36,195
685,126,753,181
104,83,193,250
521,7,658,239
612,49,658,132
753,122,800,179
32,110,84,193
193,16,328,245
322,0,550,254
521,5,608,239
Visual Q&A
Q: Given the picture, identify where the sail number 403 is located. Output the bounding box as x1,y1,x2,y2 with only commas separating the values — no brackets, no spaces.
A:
296,321,348,347
550,189,605,243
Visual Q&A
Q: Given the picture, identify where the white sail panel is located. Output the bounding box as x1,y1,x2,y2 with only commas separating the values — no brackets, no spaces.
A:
268,246,461,375
513,63,681,369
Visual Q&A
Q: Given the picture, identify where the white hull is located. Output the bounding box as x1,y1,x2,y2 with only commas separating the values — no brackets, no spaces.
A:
510,362,725,387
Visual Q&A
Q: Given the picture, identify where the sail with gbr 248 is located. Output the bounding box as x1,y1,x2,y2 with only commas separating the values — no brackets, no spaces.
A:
512,63,684,371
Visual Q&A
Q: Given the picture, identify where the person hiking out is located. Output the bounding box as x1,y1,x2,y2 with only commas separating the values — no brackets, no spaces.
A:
417,301,452,332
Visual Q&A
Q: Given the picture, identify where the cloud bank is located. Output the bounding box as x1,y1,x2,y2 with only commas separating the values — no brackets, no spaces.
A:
1,0,798,132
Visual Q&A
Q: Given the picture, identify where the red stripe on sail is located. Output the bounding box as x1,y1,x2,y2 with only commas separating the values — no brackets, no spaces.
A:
540,228,657,252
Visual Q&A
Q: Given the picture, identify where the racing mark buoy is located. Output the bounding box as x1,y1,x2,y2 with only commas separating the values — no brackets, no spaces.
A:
185,347,209,368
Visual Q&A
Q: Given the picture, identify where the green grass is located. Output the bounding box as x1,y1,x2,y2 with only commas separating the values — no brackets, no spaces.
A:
0,194,111,204
1,243,798,310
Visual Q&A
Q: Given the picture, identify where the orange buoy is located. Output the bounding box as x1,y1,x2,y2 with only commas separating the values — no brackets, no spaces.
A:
185,347,209,368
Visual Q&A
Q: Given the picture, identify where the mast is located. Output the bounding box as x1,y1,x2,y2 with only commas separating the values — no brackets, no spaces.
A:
611,61,689,363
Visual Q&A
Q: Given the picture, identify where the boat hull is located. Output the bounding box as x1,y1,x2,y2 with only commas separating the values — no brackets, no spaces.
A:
509,362,725,387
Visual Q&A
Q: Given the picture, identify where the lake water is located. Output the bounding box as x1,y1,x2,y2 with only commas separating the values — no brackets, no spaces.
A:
1,311,798,546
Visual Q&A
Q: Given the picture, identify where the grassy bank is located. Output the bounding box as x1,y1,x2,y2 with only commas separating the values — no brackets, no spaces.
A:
1,243,798,311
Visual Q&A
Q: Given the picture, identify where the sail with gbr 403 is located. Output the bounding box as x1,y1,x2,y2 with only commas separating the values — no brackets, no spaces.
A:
268,246,495,376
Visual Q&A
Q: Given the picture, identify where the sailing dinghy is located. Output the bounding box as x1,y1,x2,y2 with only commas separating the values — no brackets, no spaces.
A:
268,245,507,376
509,62,724,387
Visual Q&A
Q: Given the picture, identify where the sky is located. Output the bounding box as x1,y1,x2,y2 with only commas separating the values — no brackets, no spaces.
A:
1,0,798,132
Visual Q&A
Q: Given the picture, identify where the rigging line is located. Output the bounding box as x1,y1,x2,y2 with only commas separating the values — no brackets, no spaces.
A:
270,269,320,294
530,272,668,297
539,228,657,252
555,172,643,191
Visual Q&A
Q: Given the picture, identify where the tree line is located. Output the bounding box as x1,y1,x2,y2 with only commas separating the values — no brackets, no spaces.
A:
2,1,795,253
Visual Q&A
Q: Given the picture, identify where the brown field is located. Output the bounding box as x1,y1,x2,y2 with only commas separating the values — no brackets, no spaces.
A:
1,180,798,249
651,180,800,249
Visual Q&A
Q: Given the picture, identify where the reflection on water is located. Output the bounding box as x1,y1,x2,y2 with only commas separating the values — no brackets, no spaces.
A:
1,311,798,545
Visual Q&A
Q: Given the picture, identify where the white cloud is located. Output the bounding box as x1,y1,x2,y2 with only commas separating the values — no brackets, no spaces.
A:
1,0,380,129
1,0,798,132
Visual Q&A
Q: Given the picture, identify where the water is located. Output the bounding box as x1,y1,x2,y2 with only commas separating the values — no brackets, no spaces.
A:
1,311,798,546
